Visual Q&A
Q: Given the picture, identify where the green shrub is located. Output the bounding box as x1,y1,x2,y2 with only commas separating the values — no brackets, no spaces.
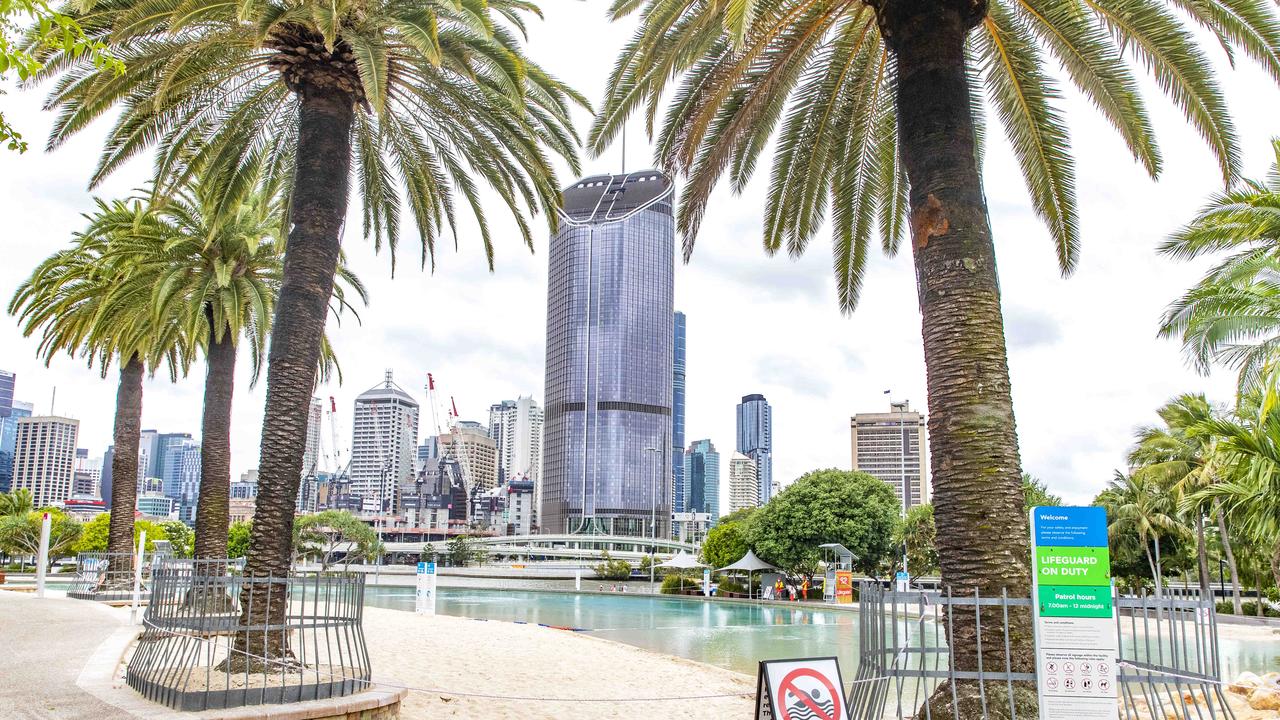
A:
660,573,699,594
717,577,747,595
1216,601,1234,615
593,552,633,581
1240,601,1280,618
1266,588,1279,603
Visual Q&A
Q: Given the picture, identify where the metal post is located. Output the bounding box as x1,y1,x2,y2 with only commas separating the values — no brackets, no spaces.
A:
35,512,51,598
131,529,146,624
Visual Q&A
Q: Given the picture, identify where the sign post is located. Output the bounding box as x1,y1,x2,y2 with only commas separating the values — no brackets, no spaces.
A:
416,561,437,615
756,657,848,720
1030,506,1118,720
575,565,582,591
703,567,712,597
131,530,146,625
35,512,51,598
834,571,853,604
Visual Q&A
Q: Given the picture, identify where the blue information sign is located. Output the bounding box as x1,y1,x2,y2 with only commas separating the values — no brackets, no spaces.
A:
1031,506,1109,548
417,562,435,575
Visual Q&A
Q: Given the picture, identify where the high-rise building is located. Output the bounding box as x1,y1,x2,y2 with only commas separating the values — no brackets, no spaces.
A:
155,433,195,500
137,429,159,490
0,372,25,494
736,393,773,504
541,171,675,538
0,370,13,417
303,397,323,475
350,371,420,514
727,452,759,515
101,445,115,509
672,311,687,514
12,415,79,507
683,439,720,521
439,424,499,493
178,443,201,523
487,396,543,484
851,401,930,510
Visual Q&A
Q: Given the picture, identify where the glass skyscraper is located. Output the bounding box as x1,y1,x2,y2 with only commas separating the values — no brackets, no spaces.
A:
0,370,15,493
671,311,687,514
542,170,675,538
736,393,774,503
683,439,720,520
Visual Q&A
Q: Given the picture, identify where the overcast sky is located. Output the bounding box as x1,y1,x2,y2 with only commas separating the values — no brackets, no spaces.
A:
1,5,1274,508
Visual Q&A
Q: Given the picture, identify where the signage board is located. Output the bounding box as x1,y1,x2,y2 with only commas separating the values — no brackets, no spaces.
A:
415,561,437,615
756,657,848,720
834,571,854,604
1030,506,1118,720
703,567,712,597
895,570,909,592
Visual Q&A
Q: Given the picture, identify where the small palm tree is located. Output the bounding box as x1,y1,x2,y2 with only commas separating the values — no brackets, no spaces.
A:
35,0,582,661
1100,471,1187,599
0,489,34,517
1129,394,1244,611
9,237,187,577
84,175,367,563
1160,139,1280,391
590,2,1279,710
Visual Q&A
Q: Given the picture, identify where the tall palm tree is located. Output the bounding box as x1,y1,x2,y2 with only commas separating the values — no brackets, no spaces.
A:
1128,393,1243,611
9,237,187,579
1099,470,1187,599
0,489,34,517
34,0,582,660
84,176,367,564
1159,139,1280,391
590,2,1279,708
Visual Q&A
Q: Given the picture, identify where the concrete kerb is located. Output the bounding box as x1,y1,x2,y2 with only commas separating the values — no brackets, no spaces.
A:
73,601,406,719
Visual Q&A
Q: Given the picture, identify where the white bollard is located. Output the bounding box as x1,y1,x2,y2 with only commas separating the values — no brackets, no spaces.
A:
130,530,146,625
35,512,51,598
575,566,582,591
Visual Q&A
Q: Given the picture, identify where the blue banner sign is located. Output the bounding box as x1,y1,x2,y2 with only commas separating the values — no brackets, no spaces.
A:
1032,506,1109,548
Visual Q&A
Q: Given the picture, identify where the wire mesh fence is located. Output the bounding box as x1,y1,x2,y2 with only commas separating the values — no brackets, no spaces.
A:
126,560,371,711
67,550,170,601
849,582,1233,720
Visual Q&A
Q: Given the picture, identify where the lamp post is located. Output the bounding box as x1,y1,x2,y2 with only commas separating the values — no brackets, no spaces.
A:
644,446,661,593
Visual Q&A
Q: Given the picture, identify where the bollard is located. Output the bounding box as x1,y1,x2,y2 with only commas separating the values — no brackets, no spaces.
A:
35,512,51,598
130,530,146,624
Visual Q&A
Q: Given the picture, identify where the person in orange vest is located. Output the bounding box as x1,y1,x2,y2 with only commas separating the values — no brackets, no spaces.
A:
801,578,810,600
774,578,784,600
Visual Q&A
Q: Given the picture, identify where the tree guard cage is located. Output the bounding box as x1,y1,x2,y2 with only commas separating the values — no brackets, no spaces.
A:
850,582,1234,720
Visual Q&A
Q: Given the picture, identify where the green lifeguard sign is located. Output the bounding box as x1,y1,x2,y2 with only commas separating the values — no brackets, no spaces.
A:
1030,506,1119,720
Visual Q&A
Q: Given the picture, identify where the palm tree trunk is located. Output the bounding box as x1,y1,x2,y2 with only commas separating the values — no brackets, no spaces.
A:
1271,536,1280,591
1214,500,1243,613
1142,537,1160,599
234,87,353,666
878,2,1033,715
194,310,236,562
1194,513,1211,594
1153,537,1165,599
105,354,144,581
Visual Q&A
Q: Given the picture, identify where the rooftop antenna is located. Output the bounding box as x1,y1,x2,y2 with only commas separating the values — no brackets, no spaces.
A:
50,386,56,415
621,123,626,174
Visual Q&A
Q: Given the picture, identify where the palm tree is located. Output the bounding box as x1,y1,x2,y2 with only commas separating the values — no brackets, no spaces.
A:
590,2,1279,710
1099,471,1187,599
9,238,187,579
0,489,34,517
84,176,367,564
1128,394,1245,611
1159,139,1280,391
34,0,582,660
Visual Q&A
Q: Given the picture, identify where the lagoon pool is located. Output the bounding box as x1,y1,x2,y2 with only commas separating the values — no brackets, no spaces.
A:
362,586,1279,679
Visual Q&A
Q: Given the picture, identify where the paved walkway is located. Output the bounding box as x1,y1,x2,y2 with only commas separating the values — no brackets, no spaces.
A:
0,591,132,720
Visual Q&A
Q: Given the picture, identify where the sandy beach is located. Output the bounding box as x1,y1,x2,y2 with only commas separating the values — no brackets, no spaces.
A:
360,606,757,719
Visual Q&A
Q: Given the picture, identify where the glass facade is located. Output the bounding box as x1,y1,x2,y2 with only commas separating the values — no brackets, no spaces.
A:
682,439,720,520
671,311,686,514
542,171,674,538
736,394,773,503
0,370,15,493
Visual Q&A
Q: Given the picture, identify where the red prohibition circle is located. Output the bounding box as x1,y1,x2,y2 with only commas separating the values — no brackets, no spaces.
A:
776,667,842,720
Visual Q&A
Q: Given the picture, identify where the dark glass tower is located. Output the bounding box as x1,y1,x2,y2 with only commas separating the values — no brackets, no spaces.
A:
736,393,773,503
542,170,675,538
671,311,687,514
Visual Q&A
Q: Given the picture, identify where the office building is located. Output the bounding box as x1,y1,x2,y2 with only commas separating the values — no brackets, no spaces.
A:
736,393,773,504
851,401,930,509
11,415,80,507
439,424,499,493
155,432,195,500
727,452,760,514
541,170,675,537
0,370,13,417
0,370,30,493
178,444,201,523
137,492,177,520
683,439,720,520
487,396,543,484
350,371,420,514
101,445,114,509
672,311,687,514
303,397,323,475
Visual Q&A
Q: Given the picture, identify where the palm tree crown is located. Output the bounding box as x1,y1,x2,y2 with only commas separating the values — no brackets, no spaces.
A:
39,0,586,264
592,0,1280,309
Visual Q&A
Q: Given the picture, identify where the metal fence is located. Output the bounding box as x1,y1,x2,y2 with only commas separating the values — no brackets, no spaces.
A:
126,560,371,711
850,582,1233,720
67,550,169,601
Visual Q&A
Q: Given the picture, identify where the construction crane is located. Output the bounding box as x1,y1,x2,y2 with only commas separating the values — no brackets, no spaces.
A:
425,372,479,510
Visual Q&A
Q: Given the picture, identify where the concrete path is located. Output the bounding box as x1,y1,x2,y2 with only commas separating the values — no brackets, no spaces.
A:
0,591,133,720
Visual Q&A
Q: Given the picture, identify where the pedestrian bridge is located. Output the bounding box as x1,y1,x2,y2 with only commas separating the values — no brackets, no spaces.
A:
383,533,698,562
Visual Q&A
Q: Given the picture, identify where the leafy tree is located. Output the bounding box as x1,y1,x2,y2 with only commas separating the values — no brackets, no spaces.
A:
591,2,1279,710
158,521,192,559
227,521,252,560
1159,141,1280,392
895,504,938,577
73,514,169,554
1097,471,1188,599
10,236,185,576
701,514,753,569
90,174,364,562
294,510,381,570
0,0,120,151
593,551,634,581
1022,474,1062,513
0,489,33,517
446,535,478,568
747,469,898,577
0,508,81,569
35,3,583,659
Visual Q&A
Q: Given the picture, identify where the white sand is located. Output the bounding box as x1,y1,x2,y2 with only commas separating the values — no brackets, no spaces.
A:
360,606,756,720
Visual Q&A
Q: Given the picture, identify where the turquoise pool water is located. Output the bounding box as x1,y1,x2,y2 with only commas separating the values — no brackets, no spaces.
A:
362,586,1279,679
